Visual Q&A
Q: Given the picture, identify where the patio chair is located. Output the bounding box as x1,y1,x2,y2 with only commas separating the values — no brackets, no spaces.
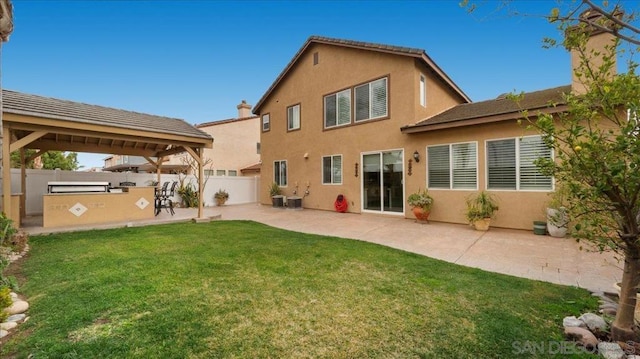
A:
156,181,177,216
155,181,170,216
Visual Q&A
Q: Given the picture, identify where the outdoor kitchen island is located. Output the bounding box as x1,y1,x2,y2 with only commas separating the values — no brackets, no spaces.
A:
43,182,155,228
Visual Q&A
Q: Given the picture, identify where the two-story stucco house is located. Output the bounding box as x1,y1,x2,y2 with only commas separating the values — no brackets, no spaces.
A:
195,100,261,177
253,34,609,230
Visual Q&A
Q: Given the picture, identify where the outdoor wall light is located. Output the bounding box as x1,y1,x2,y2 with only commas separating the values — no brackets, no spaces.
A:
413,150,420,163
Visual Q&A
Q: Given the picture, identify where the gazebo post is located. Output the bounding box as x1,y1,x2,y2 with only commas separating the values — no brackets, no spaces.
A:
19,147,25,219
1,124,12,222
198,148,204,219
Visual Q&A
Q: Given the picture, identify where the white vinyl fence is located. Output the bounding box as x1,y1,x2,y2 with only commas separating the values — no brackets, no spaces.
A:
1,169,260,215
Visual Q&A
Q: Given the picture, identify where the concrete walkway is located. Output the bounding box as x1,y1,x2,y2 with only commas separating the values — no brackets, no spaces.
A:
211,204,622,293
23,203,622,293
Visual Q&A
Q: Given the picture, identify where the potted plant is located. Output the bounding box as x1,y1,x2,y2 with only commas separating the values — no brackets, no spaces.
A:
407,188,433,222
214,189,229,206
546,183,569,238
465,191,499,231
269,182,284,207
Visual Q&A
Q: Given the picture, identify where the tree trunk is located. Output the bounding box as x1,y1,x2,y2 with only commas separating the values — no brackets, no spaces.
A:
611,250,640,341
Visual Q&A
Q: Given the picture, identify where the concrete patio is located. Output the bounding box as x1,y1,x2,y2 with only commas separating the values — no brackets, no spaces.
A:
22,203,622,293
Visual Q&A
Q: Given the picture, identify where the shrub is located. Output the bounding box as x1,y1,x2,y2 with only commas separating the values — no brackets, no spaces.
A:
0,286,11,323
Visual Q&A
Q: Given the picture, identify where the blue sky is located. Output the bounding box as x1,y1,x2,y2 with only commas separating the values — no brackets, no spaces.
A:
1,0,601,168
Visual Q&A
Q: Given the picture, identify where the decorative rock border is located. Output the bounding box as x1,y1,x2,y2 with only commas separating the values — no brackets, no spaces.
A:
1,244,30,340
562,291,638,358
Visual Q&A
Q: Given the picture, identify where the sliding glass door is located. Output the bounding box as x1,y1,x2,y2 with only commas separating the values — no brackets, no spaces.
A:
362,150,403,213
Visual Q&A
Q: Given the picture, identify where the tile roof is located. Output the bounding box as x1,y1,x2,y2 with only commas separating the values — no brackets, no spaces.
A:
402,85,571,133
2,89,212,140
253,35,470,113
196,115,259,128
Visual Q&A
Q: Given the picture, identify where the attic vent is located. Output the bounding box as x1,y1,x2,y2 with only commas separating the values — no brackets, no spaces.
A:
313,52,319,65
496,93,510,100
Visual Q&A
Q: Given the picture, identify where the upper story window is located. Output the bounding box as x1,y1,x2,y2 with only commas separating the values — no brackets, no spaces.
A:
228,170,238,176
420,75,426,107
287,104,301,131
322,155,342,185
324,89,351,129
216,169,226,176
274,160,287,186
355,77,387,122
427,142,477,189
262,113,270,132
486,135,552,191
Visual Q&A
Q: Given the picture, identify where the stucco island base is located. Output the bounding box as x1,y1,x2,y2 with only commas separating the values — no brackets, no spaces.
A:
43,187,155,228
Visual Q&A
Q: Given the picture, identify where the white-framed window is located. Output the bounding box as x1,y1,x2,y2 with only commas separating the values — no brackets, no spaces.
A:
216,170,226,176
486,135,552,190
322,155,342,184
420,74,426,107
427,142,477,189
262,113,270,132
274,160,287,187
287,104,300,131
355,77,388,122
228,170,237,176
324,89,351,129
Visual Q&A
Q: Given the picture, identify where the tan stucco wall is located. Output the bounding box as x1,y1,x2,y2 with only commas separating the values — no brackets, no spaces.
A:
197,117,261,175
258,42,550,230
402,121,551,230
259,43,465,211
43,187,155,227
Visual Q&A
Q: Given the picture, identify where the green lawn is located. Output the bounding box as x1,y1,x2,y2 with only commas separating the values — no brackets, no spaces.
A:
2,221,597,358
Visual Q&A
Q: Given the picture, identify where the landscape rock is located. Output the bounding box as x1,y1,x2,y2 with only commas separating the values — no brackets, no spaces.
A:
564,326,598,349
562,316,586,328
597,342,626,359
599,302,618,310
4,300,29,315
0,321,17,330
578,313,607,332
600,307,617,316
9,292,17,300
6,314,25,322
0,329,7,338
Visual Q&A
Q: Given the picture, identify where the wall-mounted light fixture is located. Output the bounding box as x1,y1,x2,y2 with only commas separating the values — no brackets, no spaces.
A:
413,150,420,163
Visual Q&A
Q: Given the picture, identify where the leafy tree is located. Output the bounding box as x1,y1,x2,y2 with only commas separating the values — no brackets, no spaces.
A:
10,150,80,171
519,5,640,341
463,0,640,341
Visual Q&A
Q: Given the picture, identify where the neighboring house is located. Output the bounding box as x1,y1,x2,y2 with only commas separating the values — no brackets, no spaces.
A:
195,100,261,177
253,33,610,230
103,154,188,174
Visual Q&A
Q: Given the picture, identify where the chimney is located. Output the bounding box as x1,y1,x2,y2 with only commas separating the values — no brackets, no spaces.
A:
237,100,252,119
569,9,620,94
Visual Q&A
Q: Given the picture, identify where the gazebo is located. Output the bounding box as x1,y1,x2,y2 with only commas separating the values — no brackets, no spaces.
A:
1,90,213,226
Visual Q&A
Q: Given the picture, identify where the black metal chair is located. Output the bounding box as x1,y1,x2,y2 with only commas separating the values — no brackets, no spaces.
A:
155,181,178,216
155,181,170,216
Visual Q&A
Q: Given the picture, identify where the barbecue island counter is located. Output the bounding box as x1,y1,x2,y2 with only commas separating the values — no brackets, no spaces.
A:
43,182,156,228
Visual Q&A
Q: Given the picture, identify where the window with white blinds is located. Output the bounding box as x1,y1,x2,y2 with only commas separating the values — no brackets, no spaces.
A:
355,78,388,122
519,136,552,189
428,142,477,189
262,113,270,132
487,136,552,190
324,90,351,129
322,155,342,184
287,104,300,131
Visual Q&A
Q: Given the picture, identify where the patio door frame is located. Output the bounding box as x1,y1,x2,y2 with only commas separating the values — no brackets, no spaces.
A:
360,149,405,215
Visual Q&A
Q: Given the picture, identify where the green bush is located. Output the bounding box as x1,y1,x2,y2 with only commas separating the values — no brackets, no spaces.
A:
177,183,199,208
0,286,11,323
0,213,16,248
